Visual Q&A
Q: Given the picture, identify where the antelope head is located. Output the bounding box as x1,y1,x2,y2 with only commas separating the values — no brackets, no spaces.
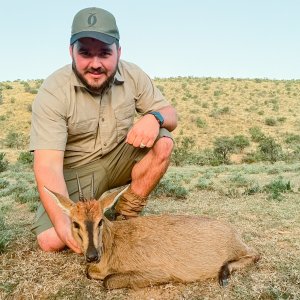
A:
44,175,128,263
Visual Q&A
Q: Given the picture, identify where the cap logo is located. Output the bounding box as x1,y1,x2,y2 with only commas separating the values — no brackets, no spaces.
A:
87,13,97,27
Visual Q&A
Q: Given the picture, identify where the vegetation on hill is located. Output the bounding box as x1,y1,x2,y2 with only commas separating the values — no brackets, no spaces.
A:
1,77,300,165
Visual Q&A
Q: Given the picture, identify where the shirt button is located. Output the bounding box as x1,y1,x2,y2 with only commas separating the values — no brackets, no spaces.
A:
104,143,107,146
102,118,105,122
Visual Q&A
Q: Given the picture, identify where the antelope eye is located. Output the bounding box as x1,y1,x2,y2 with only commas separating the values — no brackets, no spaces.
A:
98,220,103,227
73,221,80,229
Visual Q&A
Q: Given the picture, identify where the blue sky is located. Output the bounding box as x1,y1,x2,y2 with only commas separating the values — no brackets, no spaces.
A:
1,1,300,81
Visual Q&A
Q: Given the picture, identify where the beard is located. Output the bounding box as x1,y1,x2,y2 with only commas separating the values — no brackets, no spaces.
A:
72,59,118,95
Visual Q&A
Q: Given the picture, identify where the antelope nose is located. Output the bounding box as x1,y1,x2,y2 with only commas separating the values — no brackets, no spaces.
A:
86,253,99,263
86,249,99,263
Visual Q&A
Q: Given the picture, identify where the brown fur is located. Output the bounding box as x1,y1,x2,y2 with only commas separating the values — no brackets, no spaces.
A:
45,186,260,289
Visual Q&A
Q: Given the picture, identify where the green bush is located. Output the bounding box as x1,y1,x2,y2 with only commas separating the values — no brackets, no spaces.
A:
194,149,224,166
17,151,34,165
265,117,277,126
249,126,266,142
195,117,207,128
258,137,283,163
4,131,27,149
153,179,188,199
243,183,261,195
172,136,197,166
153,174,188,199
0,178,9,189
232,135,250,151
0,215,12,253
213,136,236,164
285,133,300,144
263,177,292,201
196,177,214,190
15,188,39,204
0,153,9,172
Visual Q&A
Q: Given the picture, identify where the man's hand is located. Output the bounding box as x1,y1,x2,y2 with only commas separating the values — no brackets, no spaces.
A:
126,114,160,148
56,215,81,254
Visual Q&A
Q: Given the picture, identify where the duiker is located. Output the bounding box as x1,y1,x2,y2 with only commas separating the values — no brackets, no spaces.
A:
45,184,260,289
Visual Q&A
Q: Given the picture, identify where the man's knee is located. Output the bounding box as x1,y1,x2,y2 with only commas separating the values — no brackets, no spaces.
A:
154,137,174,161
37,228,65,252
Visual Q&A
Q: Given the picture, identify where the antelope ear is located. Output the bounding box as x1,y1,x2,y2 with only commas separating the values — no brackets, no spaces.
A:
44,186,75,216
100,185,129,213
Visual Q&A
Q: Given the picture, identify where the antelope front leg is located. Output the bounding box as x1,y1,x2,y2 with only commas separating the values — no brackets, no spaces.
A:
86,263,108,280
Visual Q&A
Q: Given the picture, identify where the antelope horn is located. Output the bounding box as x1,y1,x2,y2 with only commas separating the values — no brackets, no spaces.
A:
76,173,85,202
90,174,95,200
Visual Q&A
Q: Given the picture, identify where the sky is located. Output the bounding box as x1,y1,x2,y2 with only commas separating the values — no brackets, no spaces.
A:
1,0,300,82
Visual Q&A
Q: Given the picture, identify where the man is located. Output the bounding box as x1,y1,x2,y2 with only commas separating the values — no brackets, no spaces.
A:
30,7,177,253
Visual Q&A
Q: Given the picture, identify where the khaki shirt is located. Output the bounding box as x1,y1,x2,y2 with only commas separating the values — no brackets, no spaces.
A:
30,60,169,168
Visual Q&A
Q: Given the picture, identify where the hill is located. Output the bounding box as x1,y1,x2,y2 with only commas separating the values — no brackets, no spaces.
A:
1,77,300,162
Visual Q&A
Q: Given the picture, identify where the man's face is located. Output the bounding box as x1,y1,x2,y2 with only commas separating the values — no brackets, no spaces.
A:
70,38,121,93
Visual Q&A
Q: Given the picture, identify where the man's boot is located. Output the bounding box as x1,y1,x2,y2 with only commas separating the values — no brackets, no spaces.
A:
114,185,148,220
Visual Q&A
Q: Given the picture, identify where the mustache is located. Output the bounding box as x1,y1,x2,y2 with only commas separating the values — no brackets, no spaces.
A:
86,67,106,75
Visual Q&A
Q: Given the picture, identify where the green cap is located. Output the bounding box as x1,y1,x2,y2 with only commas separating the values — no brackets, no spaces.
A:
70,7,120,45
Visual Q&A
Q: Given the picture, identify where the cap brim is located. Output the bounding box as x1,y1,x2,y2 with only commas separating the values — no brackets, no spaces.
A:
70,31,117,45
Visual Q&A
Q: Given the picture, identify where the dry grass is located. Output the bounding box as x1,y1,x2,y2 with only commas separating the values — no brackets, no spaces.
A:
1,163,300,299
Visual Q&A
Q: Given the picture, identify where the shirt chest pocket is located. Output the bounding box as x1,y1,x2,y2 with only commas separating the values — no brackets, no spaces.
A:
67,119,99,151
114,104,135,143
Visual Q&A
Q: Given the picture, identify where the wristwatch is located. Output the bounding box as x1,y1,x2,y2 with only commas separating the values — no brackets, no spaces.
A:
148,111,164,127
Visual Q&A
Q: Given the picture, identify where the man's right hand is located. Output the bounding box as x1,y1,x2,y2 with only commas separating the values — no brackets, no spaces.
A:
55,215,82,254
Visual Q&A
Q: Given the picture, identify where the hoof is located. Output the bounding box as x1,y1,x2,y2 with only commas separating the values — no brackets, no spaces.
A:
218,262,230,287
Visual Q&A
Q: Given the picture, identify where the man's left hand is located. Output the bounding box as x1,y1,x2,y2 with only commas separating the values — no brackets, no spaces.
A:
126,114,160,148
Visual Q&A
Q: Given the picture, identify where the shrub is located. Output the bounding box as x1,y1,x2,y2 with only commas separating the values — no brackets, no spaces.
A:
17,151,34,165
263,177,292,201
232,135,250,152
258,137,283,163
0,215,12,253
0,178,9,189
195,117,207,128
209,106,230,118
0,153,9,172
15,188,39,204
153,177,188,199
285,133,300,144
194,148,224,166
243,183,261,195
196,177,214,190
213,136,236,164
4,131,27,149
249,126,266,142
265,117,277,126
277,117,286,123
172,136,197,166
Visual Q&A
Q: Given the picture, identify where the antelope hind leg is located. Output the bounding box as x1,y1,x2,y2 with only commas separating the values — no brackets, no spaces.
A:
218,251,260,286
103,271,171,289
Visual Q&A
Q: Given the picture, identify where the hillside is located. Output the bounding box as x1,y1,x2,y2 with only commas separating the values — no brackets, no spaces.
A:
1,77,300,159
